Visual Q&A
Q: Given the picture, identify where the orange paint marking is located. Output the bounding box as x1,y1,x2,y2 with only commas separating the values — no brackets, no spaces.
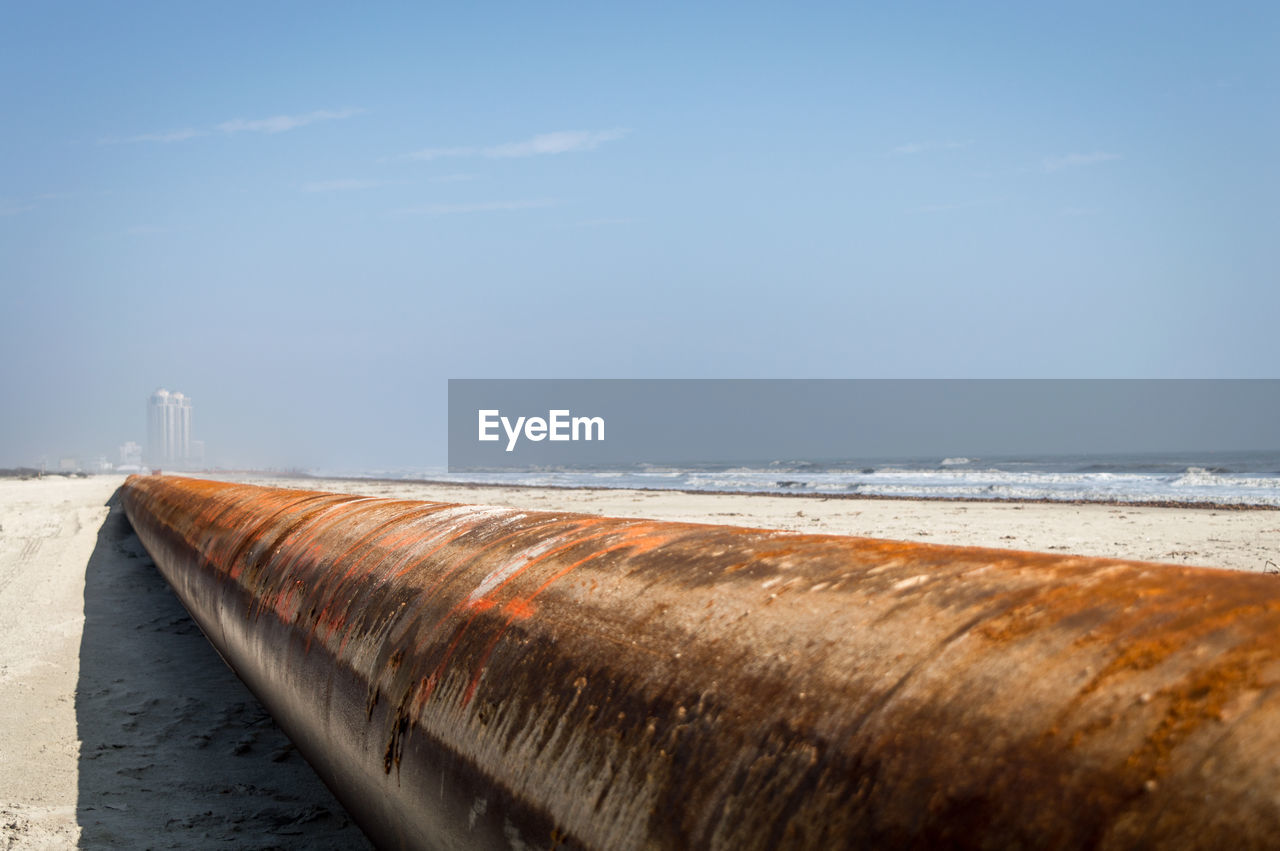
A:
459,524,675,706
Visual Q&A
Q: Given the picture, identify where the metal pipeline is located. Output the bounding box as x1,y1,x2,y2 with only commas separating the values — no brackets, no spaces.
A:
121,475,1280,850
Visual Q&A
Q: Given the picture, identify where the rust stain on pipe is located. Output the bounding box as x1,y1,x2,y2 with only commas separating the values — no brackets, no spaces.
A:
121,475,1280,849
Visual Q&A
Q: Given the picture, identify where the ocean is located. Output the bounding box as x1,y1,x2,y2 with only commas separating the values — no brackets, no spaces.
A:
354,450,1280,507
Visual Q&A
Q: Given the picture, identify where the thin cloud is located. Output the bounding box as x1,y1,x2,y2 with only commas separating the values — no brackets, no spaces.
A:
430,173,481,183
485,129,628,158
217,108,364,135
405,146,475,162
396,199,557,215
0,201,34,216
102,108,363,144
404,129,628,161
301,179,390,192
891,140,971,155
1043,152,1120,172
100,128,208,144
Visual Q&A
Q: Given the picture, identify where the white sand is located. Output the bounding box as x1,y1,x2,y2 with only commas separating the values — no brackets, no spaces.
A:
227,473,1280,573
0,476,368,849
1,473,1277,847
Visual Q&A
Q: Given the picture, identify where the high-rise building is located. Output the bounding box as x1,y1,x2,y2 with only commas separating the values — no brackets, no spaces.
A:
147,389,194,467
119,441,142,468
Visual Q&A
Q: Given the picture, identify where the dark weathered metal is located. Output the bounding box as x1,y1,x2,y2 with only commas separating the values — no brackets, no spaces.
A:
121,474,1280,850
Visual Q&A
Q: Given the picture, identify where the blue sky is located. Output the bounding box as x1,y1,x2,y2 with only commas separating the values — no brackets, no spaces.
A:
1,2,1276,468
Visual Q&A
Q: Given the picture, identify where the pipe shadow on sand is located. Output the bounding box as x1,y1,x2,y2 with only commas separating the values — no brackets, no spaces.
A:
75,488,373,848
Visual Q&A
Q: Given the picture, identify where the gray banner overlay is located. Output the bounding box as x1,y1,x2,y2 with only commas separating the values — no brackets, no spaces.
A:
447,379,1280,471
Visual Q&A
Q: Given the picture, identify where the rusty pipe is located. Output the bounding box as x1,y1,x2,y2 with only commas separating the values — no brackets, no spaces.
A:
121,475,1280,849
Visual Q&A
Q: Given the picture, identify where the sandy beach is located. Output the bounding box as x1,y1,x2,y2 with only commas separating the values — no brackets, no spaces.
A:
228,473,1280,573
2,473,1277,848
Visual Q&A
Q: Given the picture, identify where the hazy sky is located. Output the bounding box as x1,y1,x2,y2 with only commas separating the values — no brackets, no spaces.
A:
2,2,1276,469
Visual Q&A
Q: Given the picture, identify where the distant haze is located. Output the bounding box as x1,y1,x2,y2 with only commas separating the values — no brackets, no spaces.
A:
2,4,1276,469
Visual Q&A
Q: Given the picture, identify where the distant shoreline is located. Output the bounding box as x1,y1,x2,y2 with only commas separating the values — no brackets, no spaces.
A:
194,470,1280,512
12,468,1274,511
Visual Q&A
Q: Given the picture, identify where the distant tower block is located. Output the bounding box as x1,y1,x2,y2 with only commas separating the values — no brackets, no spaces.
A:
147,388,194,468
119,441,142,467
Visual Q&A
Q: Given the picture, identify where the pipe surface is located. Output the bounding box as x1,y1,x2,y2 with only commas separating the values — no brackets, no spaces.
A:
121,475,1280,849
